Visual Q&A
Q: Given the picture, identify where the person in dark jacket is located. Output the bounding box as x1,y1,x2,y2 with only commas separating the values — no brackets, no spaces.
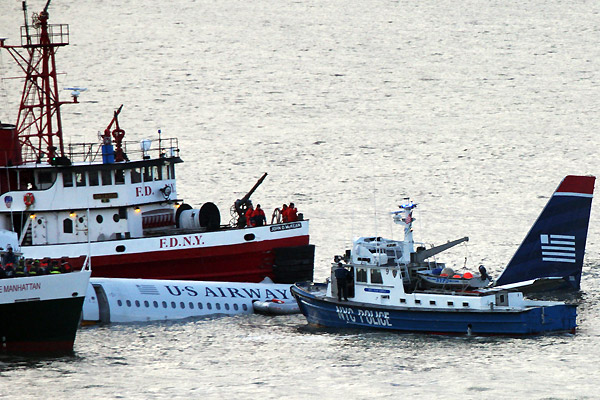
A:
335,263,350,301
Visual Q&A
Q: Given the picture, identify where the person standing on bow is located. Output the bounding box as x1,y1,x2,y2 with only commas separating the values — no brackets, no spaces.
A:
287,202,298,222
252,204,267,227
245,204,255,227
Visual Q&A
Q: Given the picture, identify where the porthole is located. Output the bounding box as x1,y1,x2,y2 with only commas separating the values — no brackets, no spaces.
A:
198,302,203,309
207,303,212,310
117,300,123,306
37,219,43,224
224,303,230,311
135,300,140,307
171,301,176,309
233,304,239,311
126,300,131,307
96,215,103,224
242,304,248,311
144,300,149,308
244,233,255,241
113,214,120,222
216,303,221,310
153,301,159,308
180,301,185,309
189,302,194,309
162,301,167,308
116,245,126,252
78,217,84,223
429,300,436,306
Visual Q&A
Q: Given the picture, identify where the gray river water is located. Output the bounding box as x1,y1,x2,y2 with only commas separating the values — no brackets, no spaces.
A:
1,0,599,398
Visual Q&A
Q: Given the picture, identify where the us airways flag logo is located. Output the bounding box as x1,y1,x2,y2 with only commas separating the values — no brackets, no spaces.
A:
540,234,576,263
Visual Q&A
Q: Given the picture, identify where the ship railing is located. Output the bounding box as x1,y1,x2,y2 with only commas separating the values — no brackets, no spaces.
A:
64,137,180,164
21,24,69,47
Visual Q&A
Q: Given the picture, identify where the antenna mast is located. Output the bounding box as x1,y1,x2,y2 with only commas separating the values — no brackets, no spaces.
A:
0,0,75,164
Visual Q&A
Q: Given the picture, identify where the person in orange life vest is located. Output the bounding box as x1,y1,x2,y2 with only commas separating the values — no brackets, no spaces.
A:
251,204,267,227
281,204,289,222
287,202,298,222
245,204,255,227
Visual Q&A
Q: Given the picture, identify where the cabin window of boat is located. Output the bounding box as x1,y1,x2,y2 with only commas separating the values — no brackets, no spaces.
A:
88,171,99,186
76,172,86,187
356,268,367,283
36,171,55,189
63,218,73,234
63,172,73,187
162,164,170,180
101,170,112,186
370,268,383,284
153,165,162,180
143,166,152,182
131,168,142,184
169,163,175,179
115,169,125,185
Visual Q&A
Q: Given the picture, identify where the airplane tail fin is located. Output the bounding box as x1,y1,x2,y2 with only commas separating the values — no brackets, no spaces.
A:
494,175,595,290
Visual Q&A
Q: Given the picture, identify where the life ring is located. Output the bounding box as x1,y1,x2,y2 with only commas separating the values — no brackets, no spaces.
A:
271,208,282,224
23,192,35,207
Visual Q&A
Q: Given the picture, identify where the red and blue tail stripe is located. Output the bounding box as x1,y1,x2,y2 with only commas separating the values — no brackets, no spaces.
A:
494,175,595,290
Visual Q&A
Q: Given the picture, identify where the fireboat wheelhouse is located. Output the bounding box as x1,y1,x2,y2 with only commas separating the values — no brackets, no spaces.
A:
0,1,314,283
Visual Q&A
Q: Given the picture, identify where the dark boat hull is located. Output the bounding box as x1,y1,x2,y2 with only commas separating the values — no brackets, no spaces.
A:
1,296,85,353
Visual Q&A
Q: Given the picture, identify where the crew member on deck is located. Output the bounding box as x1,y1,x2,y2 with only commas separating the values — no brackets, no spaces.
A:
252,204,267,227
335,263,350,301
2,245,16,265
245,204,255,227
281,204,289,222
287,203,298,222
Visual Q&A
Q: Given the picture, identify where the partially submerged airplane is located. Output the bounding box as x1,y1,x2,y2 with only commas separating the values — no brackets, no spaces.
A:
82,277,298,324
494,175,595,291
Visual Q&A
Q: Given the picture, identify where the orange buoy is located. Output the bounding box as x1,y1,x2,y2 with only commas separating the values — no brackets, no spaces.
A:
452,274,462,278
440,273,448,277
463,272,474,279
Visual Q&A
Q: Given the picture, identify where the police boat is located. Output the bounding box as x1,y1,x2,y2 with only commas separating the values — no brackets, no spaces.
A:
290,184,590,335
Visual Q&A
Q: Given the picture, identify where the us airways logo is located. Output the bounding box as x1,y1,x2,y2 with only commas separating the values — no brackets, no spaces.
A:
541,234,576,263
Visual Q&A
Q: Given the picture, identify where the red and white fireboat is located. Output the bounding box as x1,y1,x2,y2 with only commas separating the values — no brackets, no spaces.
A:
0,2,314,284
